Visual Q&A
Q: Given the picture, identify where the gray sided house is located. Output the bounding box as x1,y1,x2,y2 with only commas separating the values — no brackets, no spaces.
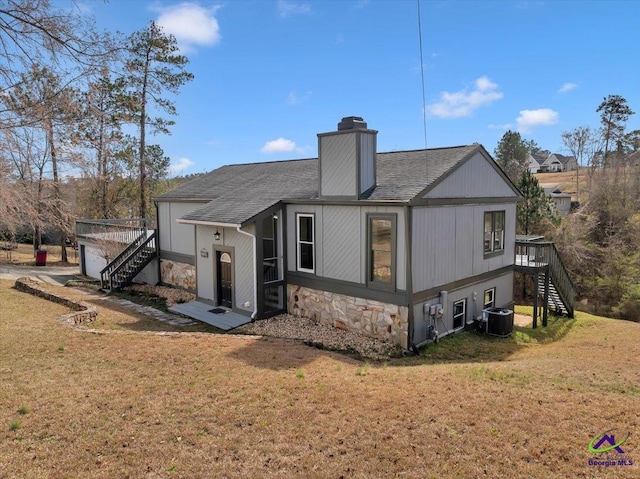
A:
155,117,521,350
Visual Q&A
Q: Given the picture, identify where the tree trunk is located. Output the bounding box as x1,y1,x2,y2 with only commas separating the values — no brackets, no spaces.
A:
46,117,68,262
138,50,150,219
98,108,108,218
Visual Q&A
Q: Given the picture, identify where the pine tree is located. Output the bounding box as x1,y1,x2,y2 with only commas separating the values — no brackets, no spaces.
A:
517,170,558,235
494,130,529,183
120,21,193,218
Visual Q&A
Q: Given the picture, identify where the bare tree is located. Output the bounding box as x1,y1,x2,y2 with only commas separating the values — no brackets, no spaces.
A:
0,0,114,128
561,126,601,203
0,125,51,250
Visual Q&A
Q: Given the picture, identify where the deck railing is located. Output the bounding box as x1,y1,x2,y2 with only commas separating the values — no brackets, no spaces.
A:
76,218,155,244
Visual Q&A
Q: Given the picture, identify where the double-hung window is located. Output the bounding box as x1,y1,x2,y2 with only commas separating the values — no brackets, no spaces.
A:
484,211,505,255
296,214,315,273
484,288,495,310
368,214,396,289
453,299,466,330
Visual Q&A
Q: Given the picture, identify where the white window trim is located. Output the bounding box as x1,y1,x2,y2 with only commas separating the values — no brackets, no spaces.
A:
453,299,466,330
484,211,505,254
296,213,315,274
484,288,495,310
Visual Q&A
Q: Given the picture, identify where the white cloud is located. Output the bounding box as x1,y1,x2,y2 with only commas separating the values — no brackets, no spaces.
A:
488,123,512,130
426,76,503,118
169,157,195,174
286,91,300,105
558,82,578,94
516,108,559,133
156,3,221,52
285,90,311,105
261,138,297,153
277,0,311,17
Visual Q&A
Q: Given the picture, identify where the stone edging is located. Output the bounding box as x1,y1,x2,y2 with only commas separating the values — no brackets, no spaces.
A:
14,276,98,326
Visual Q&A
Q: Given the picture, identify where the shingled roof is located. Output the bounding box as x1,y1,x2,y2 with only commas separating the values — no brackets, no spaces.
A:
156,144,483,225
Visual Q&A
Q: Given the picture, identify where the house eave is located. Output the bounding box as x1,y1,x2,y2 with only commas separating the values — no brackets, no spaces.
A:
282,198,408,206
409,196,521,206
176,219,241,228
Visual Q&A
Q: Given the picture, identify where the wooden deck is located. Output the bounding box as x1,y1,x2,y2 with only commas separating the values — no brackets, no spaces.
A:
168,301,252,330
515,254,548,270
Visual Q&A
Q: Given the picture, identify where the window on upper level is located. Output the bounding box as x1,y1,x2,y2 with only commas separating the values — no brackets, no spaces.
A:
296,214,314,273
484,211,505,255
368,214,396,289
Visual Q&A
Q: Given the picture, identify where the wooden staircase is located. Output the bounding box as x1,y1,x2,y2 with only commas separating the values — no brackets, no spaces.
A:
100,231,158,291
515,238,575,326
537,272,571,316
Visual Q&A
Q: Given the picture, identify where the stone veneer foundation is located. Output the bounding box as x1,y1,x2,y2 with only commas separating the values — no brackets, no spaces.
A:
287,284,409,350
160,259,196,292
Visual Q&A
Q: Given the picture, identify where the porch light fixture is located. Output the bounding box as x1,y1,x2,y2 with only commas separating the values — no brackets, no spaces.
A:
214,230,221,241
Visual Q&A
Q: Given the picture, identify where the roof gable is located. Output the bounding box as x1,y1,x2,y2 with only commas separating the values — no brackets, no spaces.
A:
422,147,520,199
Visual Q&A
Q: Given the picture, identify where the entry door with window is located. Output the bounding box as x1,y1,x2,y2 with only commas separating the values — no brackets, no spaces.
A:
216,251,233,308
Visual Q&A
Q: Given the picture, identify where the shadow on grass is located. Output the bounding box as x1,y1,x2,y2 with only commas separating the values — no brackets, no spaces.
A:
226,336,365,371
14,278,579,369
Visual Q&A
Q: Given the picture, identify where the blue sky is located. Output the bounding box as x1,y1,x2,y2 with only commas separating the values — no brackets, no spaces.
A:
73,0,640,175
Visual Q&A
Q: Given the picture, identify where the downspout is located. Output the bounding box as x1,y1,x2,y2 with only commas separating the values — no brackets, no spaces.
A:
404,204,414,352
154,201,161,285
236,225,258,320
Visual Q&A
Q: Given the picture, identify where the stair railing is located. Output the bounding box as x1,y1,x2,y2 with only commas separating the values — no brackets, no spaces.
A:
546,243,575,317
100,232,147,289
106,231,157,291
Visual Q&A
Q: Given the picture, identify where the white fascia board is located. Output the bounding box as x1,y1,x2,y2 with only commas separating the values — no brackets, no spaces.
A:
175,219,240,228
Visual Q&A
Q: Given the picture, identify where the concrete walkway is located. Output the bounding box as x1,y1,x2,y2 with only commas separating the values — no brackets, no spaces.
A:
0,263,80,286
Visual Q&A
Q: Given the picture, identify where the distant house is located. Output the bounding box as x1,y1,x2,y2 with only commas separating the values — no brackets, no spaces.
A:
541,153,578,172
528,152,548,173
539,183,572,217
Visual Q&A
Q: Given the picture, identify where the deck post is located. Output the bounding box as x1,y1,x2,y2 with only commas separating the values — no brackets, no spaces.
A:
532,270,539,329
543,269,550,327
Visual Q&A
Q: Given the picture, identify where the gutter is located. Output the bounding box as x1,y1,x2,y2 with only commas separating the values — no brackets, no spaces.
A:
176,219,239,228
236,225,258,320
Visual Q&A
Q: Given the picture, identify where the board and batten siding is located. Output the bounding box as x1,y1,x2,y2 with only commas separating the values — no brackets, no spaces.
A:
411,203,516,293
424,152,516,198
195,224,254,312
158,201,207,256
287,204,406,290
359,133,376,194
412,270,514,343
319,134,357,197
